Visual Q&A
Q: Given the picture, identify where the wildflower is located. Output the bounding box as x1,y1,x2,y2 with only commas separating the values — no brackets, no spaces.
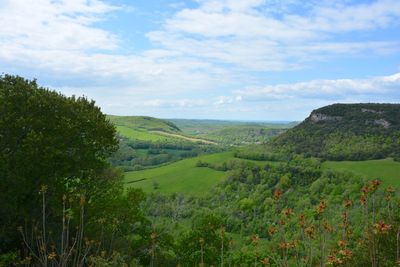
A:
337,240,346,247
278,220,286,226
370,179,381,191
282,208,294,217
79,195,86,206
273,189,282,200
260,257,270,265
373,220,392,234
326,254,337,265
150,232,157,240
220,226,225,239
267,226,278,236
316,201,327,214
343,200,352,209
251,234,259,245
22,256,32,264
386,186,395,193
199,237,205,245
279,241,296,249
298,213,305,227
48,252,57,261
340,212,349,229
326,254,343,265
361,185,370,195
39,184,48,194
339,249,352,259
305,225,316,239
360,195,367,206
323,221,335,233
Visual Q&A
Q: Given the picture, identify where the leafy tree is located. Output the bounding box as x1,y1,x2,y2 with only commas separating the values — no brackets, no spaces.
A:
0,75,118,252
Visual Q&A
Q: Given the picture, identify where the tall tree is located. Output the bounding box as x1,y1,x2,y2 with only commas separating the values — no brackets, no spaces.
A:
0,75,118,251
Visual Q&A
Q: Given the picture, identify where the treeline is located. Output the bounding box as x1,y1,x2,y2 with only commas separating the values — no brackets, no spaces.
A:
109,136,222,171
233,146,291,162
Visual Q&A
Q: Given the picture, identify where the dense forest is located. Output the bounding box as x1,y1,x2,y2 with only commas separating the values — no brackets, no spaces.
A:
1,75,399,266
271,104,400,161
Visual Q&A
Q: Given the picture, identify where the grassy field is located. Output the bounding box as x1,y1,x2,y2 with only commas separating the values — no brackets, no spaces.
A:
108,115,180,132
322,158,400,187
116,126,173,142
125,152,235,196
124,151,278,196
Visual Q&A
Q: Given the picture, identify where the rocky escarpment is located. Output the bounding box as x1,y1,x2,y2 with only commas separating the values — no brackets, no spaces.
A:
272,103,400,160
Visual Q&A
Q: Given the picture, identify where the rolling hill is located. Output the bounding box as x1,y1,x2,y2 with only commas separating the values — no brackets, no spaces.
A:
107,115,221,171
108,115,180,133
272,103,400,160
108,115,217,144
124,151,277,196
169,119,295,145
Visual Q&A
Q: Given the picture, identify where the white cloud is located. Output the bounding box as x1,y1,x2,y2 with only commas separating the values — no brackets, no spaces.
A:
0,0,400,119
143,99,206,108
0,0,119,51
148,0,400,71
235,72,400,101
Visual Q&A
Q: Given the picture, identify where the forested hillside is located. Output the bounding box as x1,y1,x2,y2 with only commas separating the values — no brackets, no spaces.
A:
272,103,400,160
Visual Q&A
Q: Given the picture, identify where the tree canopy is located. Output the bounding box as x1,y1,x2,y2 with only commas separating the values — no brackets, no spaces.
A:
0,74,118,250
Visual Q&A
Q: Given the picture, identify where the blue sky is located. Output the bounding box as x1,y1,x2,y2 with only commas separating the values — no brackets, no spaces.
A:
1,0,400,120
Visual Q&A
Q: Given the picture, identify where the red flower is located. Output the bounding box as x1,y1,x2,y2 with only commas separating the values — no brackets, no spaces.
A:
343,200,352,209
282,208,294,217
260,258,270,265
251,234,260,244
370,179,381,191
373,220,392,234
316,201,327,214
298,213,306,227
267,226,278,236
360,195,367,206
361,186,370,195
273,189,282,200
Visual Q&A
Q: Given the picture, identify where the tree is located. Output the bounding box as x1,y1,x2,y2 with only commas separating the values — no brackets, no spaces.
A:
0,74,118,252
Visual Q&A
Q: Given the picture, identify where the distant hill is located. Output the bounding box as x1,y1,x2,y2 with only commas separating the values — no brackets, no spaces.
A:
106,115,220,171
272,103,400,160
169,119,296,145
108,115,180,133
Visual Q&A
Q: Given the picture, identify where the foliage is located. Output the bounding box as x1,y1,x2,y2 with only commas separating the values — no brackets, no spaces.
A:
144,157,400,266
272,103,400,160
0,74,118,252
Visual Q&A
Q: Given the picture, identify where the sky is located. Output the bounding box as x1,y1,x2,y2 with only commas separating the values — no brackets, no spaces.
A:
1,0,400,121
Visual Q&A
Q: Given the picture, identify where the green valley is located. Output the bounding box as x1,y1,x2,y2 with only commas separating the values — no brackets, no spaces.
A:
2,75,400,266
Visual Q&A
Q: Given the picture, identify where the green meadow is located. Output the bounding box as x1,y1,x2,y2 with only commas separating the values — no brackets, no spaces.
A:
322,158,400,187
115,125,173,142
124,151,282,196
124,152,234,196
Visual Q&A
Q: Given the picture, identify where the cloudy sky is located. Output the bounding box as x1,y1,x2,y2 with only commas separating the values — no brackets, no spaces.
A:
1,0,400,120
